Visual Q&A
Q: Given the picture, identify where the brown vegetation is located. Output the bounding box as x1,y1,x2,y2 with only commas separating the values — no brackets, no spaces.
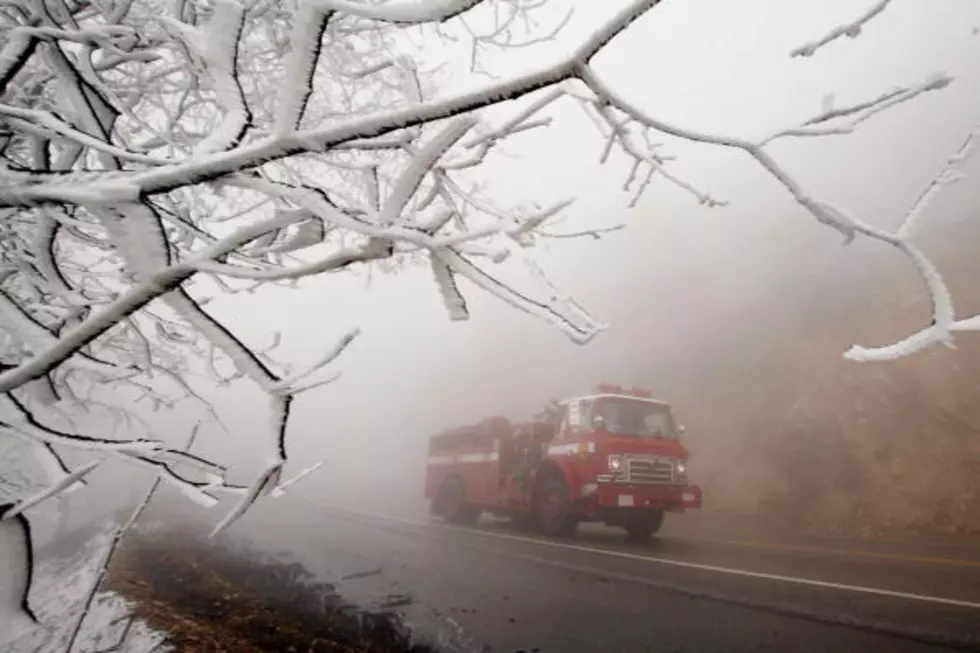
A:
105,527,435,653
677,219,980,537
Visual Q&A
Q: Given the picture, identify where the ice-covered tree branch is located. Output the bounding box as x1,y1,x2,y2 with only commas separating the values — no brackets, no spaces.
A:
761,73,952,145
0,0,663,206
0,8,674,594
791,0,895,58
0,461,100,521
575,58,977,361
0,1,971,643
63,423,206,653
309,0,483,24
898,126,980,239
271,329,359,395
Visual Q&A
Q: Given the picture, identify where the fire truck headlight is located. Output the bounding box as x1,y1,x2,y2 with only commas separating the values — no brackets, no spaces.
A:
676,461,687,476
608,455,623,472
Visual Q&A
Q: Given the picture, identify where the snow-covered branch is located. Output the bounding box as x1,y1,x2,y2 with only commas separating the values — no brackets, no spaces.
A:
210,458,283,538
576,62,969,361
270,460,324,498
0,461,100,521
0,0,664,206
0,205,317,393
273,1,333,134
762,73,953,145
380,115,478,224
792,0,895,58
0,3,971,643
270,329,359,395
898,126,980,238
1,395,160,453
64,422,205,653
538,224,626,240
309,0,483,24
181,0,251,155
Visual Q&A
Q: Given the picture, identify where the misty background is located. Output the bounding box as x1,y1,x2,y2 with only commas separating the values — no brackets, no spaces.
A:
43,0,980,538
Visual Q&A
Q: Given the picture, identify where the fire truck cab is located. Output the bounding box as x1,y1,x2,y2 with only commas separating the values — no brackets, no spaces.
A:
425,384,702,540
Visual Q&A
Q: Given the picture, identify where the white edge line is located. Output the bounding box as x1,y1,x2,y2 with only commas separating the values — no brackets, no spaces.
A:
324,504,980,612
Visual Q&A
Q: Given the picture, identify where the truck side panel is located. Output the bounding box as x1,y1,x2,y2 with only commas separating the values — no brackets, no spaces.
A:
425,447,500,507
424,452,454,502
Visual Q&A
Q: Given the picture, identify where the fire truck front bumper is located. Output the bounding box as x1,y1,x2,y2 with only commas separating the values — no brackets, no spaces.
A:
580,483,702,515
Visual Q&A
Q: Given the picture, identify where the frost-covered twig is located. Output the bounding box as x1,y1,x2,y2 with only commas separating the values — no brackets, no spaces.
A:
210,458,283,538
0,461,100,521
270,460,324,498
274,1,334,134
380,115,477,224
578,62,960,360
0,206,315,393
510,198,575,244
464,88,563,149
438,248,606,343
539,224,626,240
4,431,87,494
286,371,343,395
115,451,222,508
841,122,980,358
194,243,384,280
309,0,482,24
0,290,132,380
898,126,980,238
568,89,722,207
430,253,469,321
0,0,664,205
4,394,225,507
762,74,953,145
0,104,172,165
270,329,359,395
792,0,895,58
64,424,203,652
844,243,958,363
191,0,251,155
1,394,161,453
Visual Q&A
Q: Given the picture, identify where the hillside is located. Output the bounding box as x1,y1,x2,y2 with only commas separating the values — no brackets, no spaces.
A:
674,217,980,536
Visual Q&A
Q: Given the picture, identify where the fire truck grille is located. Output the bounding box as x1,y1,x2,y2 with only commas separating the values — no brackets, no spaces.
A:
627,458,674,484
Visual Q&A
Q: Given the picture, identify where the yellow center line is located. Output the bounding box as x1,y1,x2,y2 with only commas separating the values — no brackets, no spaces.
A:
671,535,980,568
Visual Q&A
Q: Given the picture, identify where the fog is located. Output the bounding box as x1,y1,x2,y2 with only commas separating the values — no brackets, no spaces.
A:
56,0,980,536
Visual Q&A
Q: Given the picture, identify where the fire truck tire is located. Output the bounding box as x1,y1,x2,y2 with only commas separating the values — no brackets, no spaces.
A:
534,478,578,537
623,510,664,541
438,477,480,525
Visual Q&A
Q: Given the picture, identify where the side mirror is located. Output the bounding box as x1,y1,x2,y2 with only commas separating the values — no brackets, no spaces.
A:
592,415,606,431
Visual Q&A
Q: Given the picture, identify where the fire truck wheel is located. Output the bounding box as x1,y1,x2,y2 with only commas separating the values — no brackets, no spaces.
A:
623,510,664,541
534,478,578,537
438,477,480,525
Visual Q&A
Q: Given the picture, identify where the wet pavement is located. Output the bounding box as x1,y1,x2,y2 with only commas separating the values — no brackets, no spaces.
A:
239,499,980,653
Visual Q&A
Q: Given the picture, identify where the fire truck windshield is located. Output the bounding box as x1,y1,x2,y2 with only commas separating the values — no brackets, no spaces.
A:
590,397,679,440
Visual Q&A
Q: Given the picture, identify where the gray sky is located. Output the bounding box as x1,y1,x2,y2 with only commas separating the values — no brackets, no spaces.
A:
82,0,980,515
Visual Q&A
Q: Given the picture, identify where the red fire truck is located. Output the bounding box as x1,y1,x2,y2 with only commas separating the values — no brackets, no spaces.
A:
425,384,702,539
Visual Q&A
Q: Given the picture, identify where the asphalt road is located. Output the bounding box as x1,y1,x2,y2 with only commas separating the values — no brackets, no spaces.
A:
242,501,980,653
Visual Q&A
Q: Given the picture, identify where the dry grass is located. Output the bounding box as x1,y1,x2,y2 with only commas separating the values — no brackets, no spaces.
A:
105,527,435,653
